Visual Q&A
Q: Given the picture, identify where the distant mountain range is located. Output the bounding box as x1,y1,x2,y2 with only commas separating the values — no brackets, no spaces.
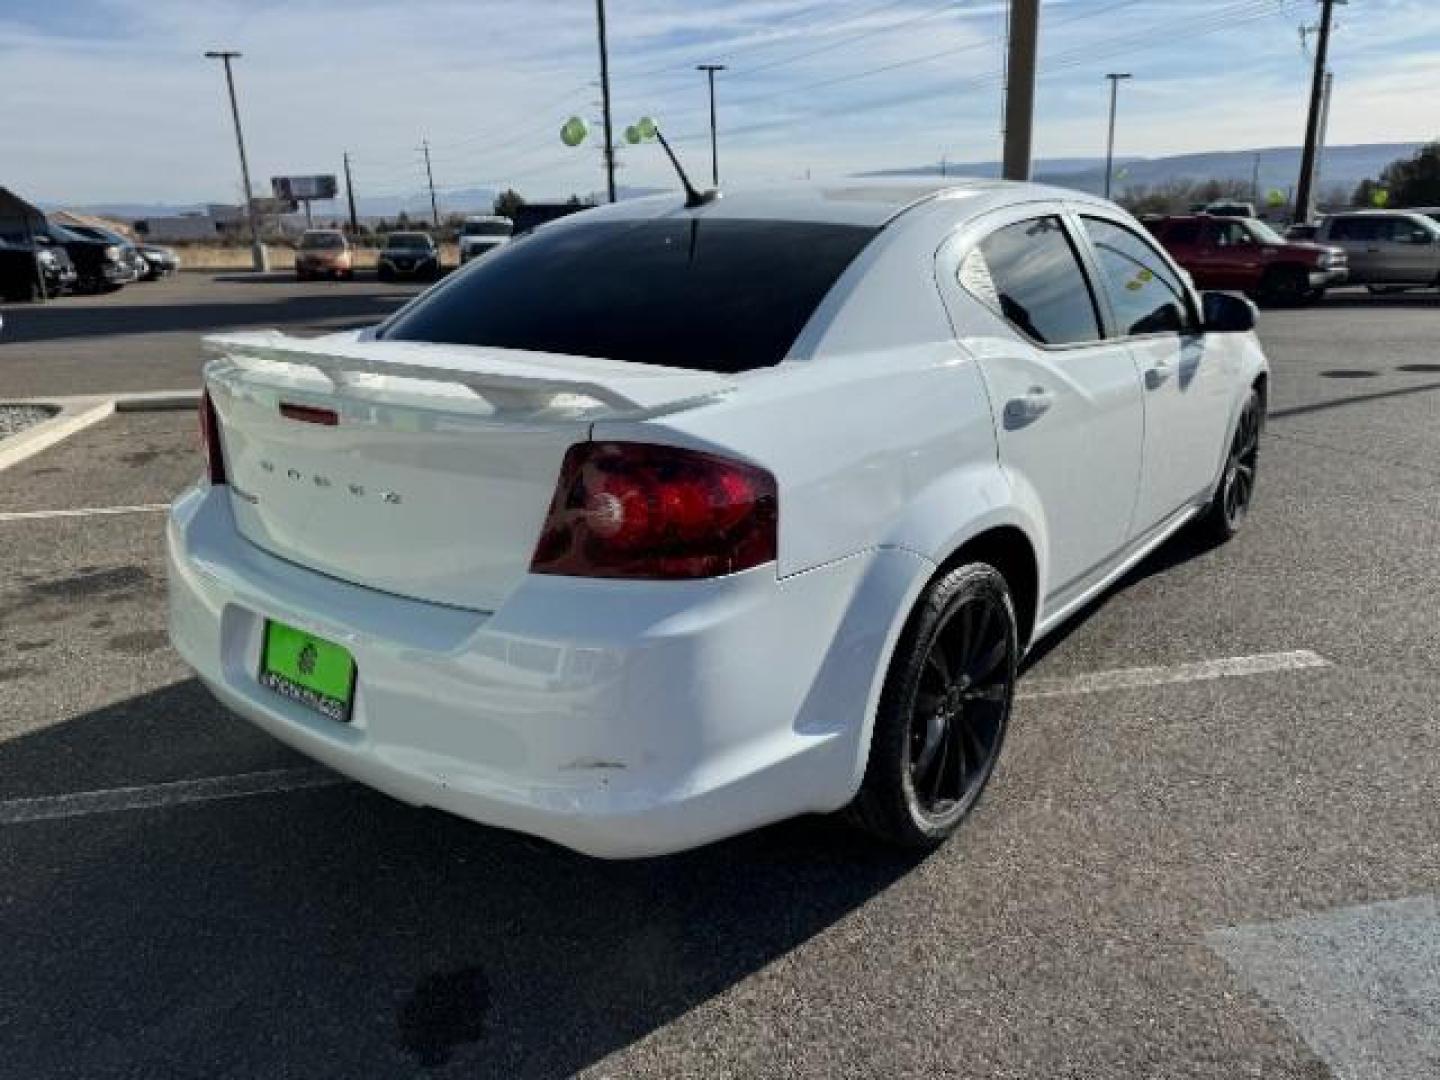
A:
861,142,1425,198
48,143,1425,221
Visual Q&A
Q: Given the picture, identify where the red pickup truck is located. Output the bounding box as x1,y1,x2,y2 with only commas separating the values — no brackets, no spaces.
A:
1143,214,1348,307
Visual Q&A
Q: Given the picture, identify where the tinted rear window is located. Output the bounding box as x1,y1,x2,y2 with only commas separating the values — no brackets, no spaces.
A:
381,218,878,372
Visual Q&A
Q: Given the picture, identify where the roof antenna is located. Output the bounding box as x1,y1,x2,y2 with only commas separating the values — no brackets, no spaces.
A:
654,127,718,209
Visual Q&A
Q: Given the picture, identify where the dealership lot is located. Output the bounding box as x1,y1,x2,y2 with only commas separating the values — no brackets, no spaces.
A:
1,278,1438,1077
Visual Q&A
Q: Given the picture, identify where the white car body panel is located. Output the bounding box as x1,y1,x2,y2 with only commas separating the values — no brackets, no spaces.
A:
169,181,1268,856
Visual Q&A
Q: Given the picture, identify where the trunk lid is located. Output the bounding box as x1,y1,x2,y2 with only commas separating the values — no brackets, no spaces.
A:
204,330,733,611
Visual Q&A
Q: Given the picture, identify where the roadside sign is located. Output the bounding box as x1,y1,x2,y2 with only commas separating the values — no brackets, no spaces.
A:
271,176,338,201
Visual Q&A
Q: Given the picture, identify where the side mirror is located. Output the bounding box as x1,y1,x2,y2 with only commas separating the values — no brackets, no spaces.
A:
1202,291,1257,334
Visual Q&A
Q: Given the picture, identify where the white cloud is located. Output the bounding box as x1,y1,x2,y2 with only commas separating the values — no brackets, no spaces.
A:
0,0,1435,206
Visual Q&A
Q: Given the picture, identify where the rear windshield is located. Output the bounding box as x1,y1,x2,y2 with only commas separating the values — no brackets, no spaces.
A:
381,217,879,372
300,232,345,249
386,232,433,249
462,220,512,237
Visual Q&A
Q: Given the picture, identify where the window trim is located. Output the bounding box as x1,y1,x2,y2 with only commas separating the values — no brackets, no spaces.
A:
1069,209,1203,343
954,210,1108,354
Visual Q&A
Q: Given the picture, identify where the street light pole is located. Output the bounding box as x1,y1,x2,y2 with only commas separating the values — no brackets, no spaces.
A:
1103,73,1132,200
696,63,726,187
594,0,617,203
204,50,267,272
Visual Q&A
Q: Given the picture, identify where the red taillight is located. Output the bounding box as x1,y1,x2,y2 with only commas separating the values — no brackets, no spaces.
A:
530,442,778,580
199,390,227,485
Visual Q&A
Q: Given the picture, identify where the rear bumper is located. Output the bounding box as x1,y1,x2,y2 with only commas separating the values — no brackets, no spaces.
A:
167,485,924,856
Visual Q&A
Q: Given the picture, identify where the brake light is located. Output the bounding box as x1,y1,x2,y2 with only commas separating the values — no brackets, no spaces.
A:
531,442,777,580
199,390,227,485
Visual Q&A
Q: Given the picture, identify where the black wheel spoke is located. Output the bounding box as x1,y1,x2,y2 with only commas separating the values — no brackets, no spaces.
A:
966,634,1007,684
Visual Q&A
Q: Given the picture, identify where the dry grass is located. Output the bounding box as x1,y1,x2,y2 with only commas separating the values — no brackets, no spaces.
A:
172,242,461,271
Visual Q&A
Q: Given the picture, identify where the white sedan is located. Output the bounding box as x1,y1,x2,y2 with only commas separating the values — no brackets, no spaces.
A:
168,181,1267,857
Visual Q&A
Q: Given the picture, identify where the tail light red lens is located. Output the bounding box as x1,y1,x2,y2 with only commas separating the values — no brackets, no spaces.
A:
531,442,778,580
199,390,227,485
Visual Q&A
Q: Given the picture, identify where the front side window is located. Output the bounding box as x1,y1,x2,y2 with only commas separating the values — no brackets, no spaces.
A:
1165,220,1202,245
969,216,1101,347
1081,216,1193,337
383,218,878,373
1210,220,1253,247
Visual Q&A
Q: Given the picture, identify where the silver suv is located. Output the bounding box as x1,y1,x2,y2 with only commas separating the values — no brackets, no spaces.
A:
1314,211,1440,294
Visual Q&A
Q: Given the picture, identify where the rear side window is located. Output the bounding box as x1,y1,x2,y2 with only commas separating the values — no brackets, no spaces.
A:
1329,217,1377,241
1080,216,1193,337
969,216,1101,346
382,218,878,372
1164,220,1202,245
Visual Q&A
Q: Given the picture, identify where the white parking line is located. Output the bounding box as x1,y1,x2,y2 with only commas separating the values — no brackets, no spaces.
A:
0,650,1332,826
0,767,345,826
0,503,169,523
1017,649,1331,700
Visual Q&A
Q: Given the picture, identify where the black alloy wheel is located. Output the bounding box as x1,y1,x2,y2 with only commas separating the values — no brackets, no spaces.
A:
1199,388,1262,542
849,563,1018,849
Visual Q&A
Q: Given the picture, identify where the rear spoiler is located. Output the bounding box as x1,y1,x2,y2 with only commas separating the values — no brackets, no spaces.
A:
202,330,736,419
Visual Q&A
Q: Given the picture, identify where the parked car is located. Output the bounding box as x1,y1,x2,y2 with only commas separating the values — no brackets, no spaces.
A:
456,215,513,263
0,236,77,300
294,230,353,280
63,223,152,282
170,182,1268,857
377,232,442,281
1313,210,1440,294
136,242,180,279
1145,214,1346,305
30,221,135,293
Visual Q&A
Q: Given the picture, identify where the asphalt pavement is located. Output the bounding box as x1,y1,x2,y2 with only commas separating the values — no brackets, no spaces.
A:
0,278,1437,1078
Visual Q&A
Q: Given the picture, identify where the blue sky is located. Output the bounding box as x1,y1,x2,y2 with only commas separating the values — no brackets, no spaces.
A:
3,0,1438,206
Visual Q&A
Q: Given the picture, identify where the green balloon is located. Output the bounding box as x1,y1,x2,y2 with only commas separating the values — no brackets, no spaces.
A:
625,125,641,145
560,116,588,148
1265,188,1287,208
636,116,657,140
1372,187,1391,208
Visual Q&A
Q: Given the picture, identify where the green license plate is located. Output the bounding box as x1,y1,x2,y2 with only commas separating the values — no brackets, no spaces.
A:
258,620,356,722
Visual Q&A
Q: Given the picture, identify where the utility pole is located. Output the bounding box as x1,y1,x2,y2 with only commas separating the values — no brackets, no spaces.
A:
204,50,267,271
696,63,726,187
1252,153,1262,207
1002,0,1040,181
594,0,617,203
1103,73,1132,199
1294,0,1342,223
1313,69,1335,210
419,139,439,226
343,151,359,236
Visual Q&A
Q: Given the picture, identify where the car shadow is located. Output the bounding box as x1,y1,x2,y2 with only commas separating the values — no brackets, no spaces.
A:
0,679,919,1078
1021,524,1226,674
1316,290,1440,309
0,293,413,345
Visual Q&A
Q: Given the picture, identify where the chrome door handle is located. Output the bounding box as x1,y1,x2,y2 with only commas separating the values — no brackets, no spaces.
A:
1004,387,1053,429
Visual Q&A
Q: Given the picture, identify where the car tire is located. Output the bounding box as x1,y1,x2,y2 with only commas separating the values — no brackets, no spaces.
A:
1259,266,1308,307
377,267,392,282
847,562,1018,850
1197,388,1262,543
